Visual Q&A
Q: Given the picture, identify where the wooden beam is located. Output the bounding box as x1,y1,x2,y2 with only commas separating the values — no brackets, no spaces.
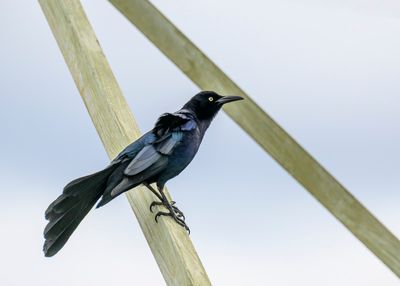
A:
38,1,211,285
109,0,400,277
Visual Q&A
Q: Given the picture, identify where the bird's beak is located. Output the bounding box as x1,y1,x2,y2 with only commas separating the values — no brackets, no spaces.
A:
216,95,244,106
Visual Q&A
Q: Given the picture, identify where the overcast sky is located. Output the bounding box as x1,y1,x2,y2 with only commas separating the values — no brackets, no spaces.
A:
0,0,399,285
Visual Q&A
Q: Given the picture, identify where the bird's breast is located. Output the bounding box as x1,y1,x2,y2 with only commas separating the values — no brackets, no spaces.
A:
156,129,203,185
171,129,202,166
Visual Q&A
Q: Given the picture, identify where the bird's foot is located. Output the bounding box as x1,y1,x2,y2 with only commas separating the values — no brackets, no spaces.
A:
155,210,190,233
150,200,190,233
150,200,185,220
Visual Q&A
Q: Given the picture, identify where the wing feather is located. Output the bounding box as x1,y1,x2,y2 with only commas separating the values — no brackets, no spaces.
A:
124,145,161,176
156,132,183,155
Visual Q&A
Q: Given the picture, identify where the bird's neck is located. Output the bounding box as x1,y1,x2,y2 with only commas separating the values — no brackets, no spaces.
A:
198,118,213,135
180,106,214,135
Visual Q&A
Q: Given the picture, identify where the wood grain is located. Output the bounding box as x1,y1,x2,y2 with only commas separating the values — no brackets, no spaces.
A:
109,0,400,277
38,1,211,285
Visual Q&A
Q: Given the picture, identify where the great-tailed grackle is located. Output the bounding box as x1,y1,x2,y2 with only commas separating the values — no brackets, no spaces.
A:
43,91,243,257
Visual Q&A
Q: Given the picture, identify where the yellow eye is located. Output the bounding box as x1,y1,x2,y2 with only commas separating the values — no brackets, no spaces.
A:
208,97,214,102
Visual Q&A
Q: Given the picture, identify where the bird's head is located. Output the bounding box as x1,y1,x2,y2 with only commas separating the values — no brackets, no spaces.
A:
183,91,243,120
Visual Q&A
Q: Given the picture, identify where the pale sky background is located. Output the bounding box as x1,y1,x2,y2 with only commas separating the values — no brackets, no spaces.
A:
0,0,399,285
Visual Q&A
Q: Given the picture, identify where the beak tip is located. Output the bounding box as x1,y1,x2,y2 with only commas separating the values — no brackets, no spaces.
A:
217,95,244,105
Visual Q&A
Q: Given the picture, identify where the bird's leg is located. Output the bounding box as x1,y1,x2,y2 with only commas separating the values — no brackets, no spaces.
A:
144,183,168,210
144,183,185,221
143,183,163,201
154,186,190,233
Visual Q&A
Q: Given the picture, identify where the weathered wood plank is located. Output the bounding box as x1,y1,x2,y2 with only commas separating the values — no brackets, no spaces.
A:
109,0,400,277
38,1,211,285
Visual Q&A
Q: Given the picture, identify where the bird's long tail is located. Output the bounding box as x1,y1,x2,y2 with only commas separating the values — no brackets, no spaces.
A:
43,165,117,257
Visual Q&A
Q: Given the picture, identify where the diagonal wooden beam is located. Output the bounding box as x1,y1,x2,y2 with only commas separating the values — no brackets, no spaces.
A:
38,1,211,285
109,0,400,277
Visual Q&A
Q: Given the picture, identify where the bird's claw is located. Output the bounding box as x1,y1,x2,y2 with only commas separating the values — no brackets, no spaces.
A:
149,201,164,212
150,200,185,220
172,206,185,220
169,201,185,219
154,210,190,233
151,201,190,233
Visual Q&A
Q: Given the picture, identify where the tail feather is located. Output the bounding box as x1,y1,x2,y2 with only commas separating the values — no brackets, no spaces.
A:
43,194,101,257
96,177,139,208
43,165,116,257
44,203,81,239
95,160,134,208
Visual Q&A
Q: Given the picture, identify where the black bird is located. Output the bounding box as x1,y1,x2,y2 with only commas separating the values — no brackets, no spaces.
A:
43,91,243,257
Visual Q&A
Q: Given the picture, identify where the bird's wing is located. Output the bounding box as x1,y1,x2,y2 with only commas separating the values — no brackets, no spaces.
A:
153,110,197,156
153,109,197,137
111,131,157,164
124,110,197,176
124,145,163,176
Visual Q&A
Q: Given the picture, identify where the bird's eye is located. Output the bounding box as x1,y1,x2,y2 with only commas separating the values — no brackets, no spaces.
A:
208,97,214,102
